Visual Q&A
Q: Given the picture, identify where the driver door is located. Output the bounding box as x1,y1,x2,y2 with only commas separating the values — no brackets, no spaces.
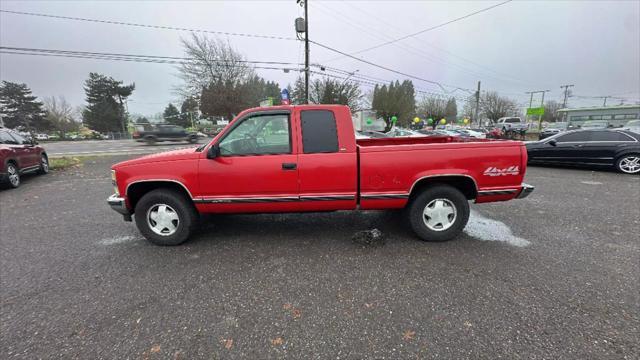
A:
197,111,300,213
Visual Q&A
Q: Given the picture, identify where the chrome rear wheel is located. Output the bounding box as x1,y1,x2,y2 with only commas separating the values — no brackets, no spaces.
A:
617,155,640,174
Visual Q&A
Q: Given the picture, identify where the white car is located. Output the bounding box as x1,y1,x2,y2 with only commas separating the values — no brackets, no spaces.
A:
622,120,640,134
35,134,49,140
459,129,486,139
387,128,425,137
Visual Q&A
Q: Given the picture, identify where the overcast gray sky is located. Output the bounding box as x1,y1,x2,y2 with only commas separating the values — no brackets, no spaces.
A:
1,0,639,116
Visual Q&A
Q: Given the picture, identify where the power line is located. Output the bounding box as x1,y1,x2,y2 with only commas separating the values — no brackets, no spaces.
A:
0,9,296,41
329,1,512,59
0,49,301,72
310,40,474,93
0,46,302,66
310,1,526,88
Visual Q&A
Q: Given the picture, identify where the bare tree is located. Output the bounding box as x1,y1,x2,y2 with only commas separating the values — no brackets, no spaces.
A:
542,100,563,123
480,91,519,121
417,96,447,122
43,96,79,138
309,76,362,111
178,33,255,98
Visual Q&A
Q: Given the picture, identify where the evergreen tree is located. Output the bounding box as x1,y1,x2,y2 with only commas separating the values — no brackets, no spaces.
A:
290,76,306,105
371,80,416,130
163,103,181,125
445,97,457,123
180,97,199,126
0,81,48,130
82,73,135,133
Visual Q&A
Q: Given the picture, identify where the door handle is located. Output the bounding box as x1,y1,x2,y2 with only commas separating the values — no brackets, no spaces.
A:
282,163,297,170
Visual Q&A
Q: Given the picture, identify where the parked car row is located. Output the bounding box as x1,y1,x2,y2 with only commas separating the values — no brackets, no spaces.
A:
356,127,489,139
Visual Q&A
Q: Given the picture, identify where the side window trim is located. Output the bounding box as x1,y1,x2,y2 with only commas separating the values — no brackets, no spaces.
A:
217,111,292,157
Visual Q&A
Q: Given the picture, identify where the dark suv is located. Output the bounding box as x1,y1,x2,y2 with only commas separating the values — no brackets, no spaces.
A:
0,128,49,188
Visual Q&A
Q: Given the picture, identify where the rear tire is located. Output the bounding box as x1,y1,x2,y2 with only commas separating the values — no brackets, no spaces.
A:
615,154,640,174
408,184,470,242
145,136,157,145
188,135,198,144
134,189,199,246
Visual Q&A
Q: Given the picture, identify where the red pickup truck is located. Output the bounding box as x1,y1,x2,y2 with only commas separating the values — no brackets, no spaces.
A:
108,105,533,246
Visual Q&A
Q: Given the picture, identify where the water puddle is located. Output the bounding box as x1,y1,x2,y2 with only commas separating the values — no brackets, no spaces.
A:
580,181,603,185
464,210,530,247
99,235,138,245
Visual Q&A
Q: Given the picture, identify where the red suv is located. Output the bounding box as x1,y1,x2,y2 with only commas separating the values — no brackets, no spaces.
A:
0,128,49,188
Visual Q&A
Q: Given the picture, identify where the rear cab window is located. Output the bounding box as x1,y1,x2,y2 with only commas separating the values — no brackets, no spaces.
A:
300,110,339,153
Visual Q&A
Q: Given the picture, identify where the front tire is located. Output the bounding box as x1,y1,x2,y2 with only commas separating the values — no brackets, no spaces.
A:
6,163,20,188
38,154,49,174
616,154,640,174
408,185,470,242
134,189,199,246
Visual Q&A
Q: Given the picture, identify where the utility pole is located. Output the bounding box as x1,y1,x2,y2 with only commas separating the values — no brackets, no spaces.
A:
474,81,481,126
560,84,574,108
304,0,309,104
603,96,610,107
559,84,574,122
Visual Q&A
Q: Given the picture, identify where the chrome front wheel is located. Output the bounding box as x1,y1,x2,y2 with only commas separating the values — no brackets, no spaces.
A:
147,204,180,236
7,164,20,188
617,155,640,174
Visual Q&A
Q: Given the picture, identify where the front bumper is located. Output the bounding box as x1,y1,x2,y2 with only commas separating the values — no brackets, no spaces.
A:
516,183,535,199
107,194,132,220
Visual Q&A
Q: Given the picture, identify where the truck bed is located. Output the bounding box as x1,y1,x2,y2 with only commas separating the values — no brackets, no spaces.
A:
356,137,526,209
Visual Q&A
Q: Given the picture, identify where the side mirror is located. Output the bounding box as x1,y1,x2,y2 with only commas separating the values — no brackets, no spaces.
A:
548,139,557,146
207,143,219,159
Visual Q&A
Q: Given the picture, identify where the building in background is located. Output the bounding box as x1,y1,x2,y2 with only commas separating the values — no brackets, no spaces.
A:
559,105,639,129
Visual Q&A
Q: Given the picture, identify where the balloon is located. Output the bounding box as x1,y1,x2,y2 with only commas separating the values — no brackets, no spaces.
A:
391,116,398,123
427,118,433,125
413,117,420,123
440,119,446,124
366,118,373,125
463,118,469,124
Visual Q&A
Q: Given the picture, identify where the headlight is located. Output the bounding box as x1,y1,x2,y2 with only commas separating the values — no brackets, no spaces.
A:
111,170,119,196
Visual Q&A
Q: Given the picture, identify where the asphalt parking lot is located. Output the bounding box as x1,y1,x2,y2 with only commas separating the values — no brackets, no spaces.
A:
1,156,638,359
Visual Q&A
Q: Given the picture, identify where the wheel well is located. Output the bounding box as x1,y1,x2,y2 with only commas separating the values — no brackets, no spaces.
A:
409,176,478,201
127,181,192,210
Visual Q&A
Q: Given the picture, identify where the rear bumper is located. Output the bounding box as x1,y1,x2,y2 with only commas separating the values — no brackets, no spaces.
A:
107,194,132,220
516,183,535,199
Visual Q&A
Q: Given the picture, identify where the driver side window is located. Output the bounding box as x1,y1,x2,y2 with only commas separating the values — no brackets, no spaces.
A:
218,114,291,156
